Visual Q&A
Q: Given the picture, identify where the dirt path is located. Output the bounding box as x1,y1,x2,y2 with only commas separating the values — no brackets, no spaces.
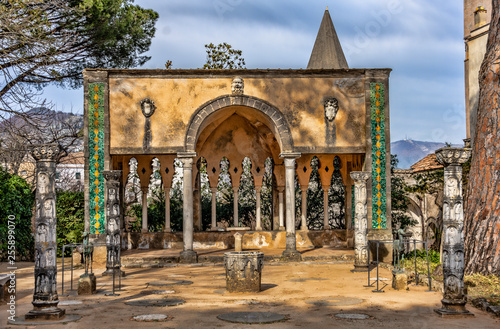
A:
1,262,499,328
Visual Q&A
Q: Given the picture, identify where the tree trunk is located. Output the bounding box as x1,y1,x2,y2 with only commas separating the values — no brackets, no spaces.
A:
464,0,500,275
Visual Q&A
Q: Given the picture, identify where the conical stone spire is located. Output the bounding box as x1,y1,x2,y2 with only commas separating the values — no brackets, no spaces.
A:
307,8,348,69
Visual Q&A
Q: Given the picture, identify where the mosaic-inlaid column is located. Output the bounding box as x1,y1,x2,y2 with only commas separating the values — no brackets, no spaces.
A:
350,171,370,272
434,147,473,317
179,153,197,263
282,156,301,260
102,171,124,276
370,82,387,230
26,144,66,320
88,83,105,234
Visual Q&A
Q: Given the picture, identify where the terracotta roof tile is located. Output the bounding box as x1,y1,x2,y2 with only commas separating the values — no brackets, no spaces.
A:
410,153,443,173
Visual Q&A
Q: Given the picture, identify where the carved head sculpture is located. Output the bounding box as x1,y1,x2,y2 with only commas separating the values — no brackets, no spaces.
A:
231,77,244,94
324,97,339,121
140,98,156,117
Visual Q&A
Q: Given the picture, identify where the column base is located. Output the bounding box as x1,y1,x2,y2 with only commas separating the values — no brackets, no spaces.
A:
435,299,474,317
25,307,66,321
281,250,302,262
141,228,148,233
255,226,263,231
163,228,172,233
101,269,126,277
351,264,369,272
279,226,285,231
179,250,198,263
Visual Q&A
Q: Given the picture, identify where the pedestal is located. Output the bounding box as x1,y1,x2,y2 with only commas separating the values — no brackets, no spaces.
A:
78,274,96,295
225,251,264,293
392,270,407,290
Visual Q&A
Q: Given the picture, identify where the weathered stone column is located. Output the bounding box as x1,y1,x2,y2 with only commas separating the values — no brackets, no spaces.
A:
141,187,148,233
178,153,197,263
210,187,217,230
26,144,66,320
282,155,301,260
434,147,473,317
277,186,285,230
102,170,124,277
300,186,308,231
233,186,239,227
164,187,171,232
322,185,330,230
255,186,263,231
350,171,370,272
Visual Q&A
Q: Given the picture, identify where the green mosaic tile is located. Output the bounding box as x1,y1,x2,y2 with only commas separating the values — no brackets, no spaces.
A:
370,82,387,230
88,83,105,234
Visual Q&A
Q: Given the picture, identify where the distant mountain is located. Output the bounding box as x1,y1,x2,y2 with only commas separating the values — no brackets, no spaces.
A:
391,139,461,169
0,108,84,152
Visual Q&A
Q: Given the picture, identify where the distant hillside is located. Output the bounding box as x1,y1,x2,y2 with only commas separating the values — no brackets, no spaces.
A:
391,139,461,169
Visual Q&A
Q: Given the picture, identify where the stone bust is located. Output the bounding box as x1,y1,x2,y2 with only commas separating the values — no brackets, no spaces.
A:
324,97,339,121
140,98,156,117
231,77,244,94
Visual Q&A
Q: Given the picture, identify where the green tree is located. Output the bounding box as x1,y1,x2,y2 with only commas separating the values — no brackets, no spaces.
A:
391,154,415,230
0,169,35,261
56,191,85,256
202,42,245,69
0,0,158,115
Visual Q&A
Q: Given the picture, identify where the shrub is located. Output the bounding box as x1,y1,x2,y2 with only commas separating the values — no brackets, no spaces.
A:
0,169,35,261
56,191,85,256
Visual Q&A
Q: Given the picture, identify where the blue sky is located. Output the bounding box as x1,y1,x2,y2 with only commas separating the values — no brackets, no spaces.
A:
43,0,467,144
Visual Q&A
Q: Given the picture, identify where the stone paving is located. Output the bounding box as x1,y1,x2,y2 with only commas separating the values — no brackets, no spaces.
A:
1,256,499,328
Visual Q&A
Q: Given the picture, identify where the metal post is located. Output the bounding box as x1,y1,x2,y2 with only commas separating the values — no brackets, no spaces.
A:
70,244,74,291
372,241,384,293
426,241,432,292
414,239,419,285
62,245,66,296
364,240,374,287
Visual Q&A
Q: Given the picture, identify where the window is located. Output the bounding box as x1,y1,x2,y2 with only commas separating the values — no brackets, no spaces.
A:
55,172,60,179
20,170,27,176
76,172,81,180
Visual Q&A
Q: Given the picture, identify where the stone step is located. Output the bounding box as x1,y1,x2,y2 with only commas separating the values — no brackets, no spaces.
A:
121,252,354,268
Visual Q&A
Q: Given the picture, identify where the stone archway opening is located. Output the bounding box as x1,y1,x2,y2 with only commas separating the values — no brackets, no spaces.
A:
194,104,283,231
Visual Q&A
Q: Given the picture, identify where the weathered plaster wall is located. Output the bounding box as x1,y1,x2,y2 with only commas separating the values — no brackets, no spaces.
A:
107,71,370,154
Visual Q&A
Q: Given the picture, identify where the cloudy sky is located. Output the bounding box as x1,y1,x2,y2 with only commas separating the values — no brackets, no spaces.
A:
44,0,467,144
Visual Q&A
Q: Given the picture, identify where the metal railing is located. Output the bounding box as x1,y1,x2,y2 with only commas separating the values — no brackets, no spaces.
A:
60,242,122,296
365,239,433,293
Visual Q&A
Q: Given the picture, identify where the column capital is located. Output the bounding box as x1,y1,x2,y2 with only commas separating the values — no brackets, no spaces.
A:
350,171,371,182
177,152,197,159
103,170,122,182
279,152,301,159
435,147,471,166
30,143,66,162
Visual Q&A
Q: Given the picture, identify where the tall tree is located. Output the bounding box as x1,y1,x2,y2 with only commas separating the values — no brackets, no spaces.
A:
0,0,158,117
202,42,245,69
464,0,500,275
